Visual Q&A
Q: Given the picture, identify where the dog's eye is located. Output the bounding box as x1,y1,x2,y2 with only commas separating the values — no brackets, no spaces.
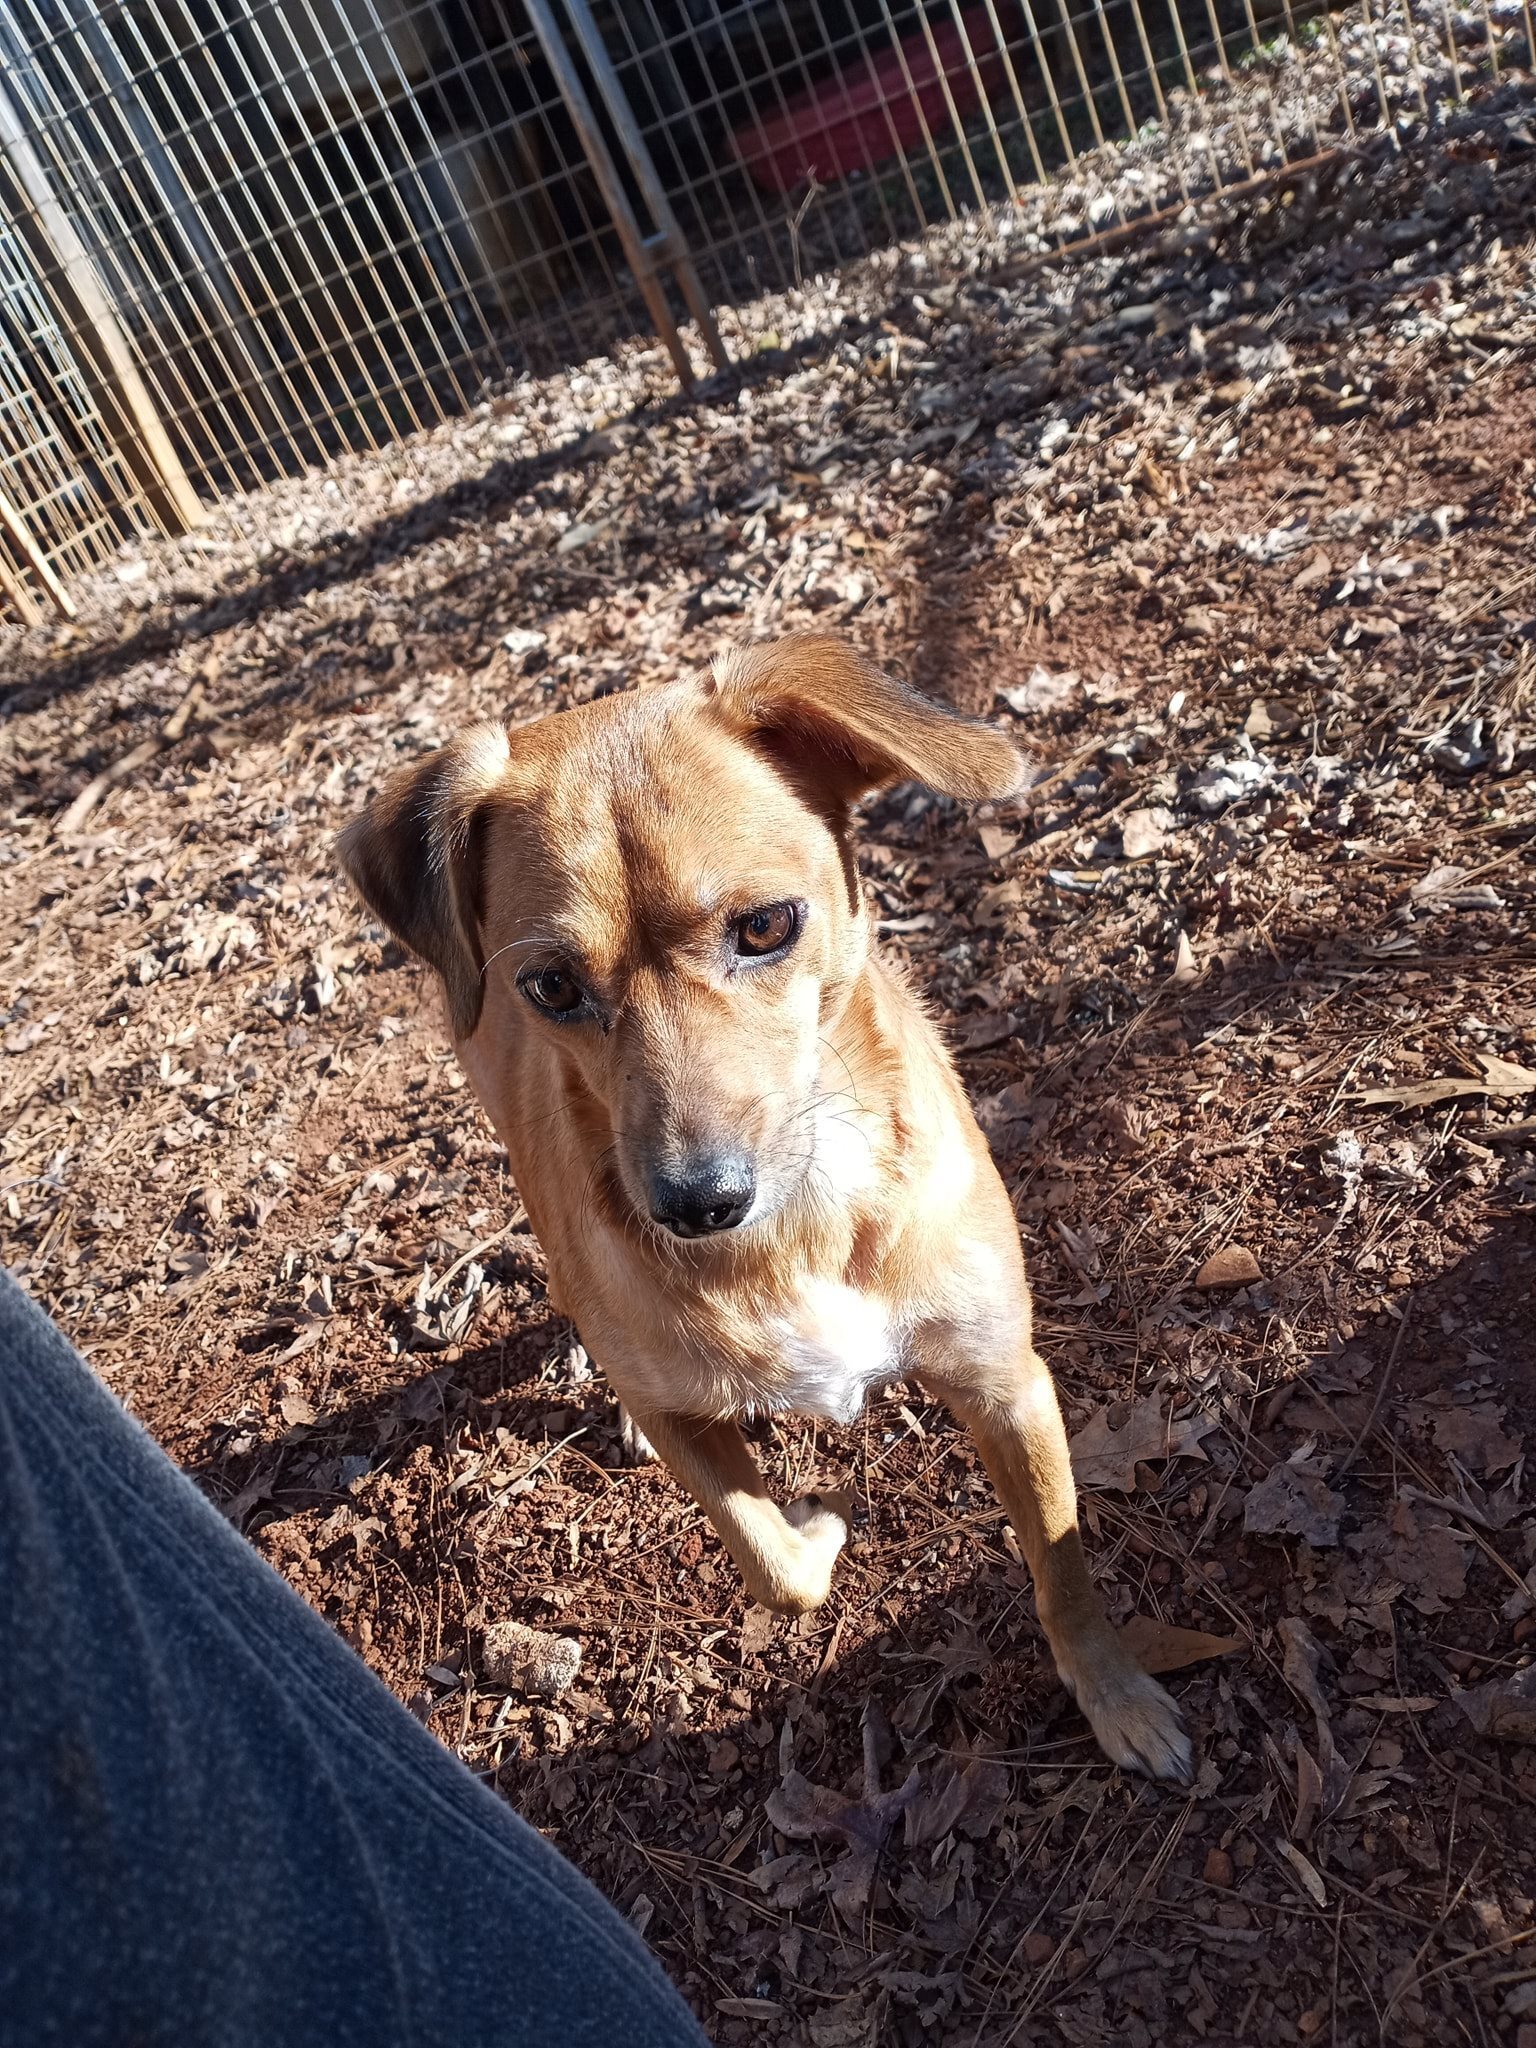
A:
522,966,583,1015
735,902,798,959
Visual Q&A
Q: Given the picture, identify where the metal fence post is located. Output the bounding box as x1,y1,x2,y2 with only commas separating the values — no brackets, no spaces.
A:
521,0,730,389
554,0,730,375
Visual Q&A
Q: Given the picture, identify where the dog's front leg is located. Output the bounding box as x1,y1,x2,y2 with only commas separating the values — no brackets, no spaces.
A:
626,1410,850,1617
929,1352,1193,1783
617,1406,657,1465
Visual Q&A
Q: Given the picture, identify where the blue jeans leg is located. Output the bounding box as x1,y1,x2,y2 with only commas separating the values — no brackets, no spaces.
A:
0,1268,710,2048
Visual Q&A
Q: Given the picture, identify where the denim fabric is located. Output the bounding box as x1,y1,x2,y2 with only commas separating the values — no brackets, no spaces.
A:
0,1268,709,2047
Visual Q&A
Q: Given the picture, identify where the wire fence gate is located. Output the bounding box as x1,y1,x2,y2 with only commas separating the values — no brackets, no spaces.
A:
0,0,1529,620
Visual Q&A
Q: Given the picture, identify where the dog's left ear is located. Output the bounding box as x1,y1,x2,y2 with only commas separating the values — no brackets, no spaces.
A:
705,635,1024,808
337,723,511,1040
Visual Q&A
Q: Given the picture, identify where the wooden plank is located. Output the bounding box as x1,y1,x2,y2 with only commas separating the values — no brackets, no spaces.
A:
0,72,204,534
0,538,44,627
0,484,76,617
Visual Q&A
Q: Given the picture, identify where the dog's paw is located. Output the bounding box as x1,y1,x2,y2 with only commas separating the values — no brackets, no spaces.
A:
761,1491,853,1615
1068,1660,1194,1784
617,1406,657,1465
784,1488,853,1579
784,1488,853,1552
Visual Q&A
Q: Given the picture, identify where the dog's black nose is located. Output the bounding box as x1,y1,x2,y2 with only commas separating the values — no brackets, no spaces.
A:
649,1157,755,1237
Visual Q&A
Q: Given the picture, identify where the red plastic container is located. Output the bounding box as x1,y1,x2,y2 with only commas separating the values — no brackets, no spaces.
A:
733,7,1018,195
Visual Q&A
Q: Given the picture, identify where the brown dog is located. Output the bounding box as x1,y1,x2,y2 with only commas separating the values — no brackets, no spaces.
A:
340,637,1191,1780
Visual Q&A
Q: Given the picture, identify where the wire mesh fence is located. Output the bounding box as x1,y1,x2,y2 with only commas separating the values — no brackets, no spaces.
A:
0,0,1529,619
596,0,1528,300
0,149,164,624
0,0,667,501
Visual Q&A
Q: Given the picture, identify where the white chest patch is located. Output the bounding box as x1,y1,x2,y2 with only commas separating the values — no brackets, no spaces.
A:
767,1279,902,1425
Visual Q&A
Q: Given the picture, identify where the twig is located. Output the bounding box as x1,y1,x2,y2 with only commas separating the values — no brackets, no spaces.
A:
54,679,205,836
990,146,1351,282
424,1215,527,1301
1379,1853,1487,2035
1335,1290,1414,1481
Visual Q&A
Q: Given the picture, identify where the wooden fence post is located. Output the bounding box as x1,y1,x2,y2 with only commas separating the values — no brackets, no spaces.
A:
0,70,203,535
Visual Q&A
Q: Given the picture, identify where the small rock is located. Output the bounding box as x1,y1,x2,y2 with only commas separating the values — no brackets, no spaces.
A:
1195,1245,1263,1289
708,1738,741,1777
555,519,611,554
1171,931,1200,988
1187,753,1272,813
482,1619,582,1697
502,626,547,657
1181,605,1225,637
1022,1932,1055,1966
1203,1846,1235,1888
999,666,1080,716
1120,807,1172,860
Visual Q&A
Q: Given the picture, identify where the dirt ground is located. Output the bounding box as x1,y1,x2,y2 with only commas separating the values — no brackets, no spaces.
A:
4,109,1536,2048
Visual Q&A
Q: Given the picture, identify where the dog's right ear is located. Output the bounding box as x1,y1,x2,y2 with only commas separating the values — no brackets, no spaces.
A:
705,636,1024,810
337,724,510,1040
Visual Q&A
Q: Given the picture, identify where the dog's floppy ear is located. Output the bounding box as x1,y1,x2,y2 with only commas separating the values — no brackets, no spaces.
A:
337,723,510,1040
705,635,1024,808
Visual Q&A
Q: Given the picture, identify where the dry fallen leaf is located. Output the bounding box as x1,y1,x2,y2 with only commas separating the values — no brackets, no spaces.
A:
904,1752,1011,1846
1120,1615,1243,1674
1121,806,1172,859
1070,1396,1216,1491
766,1738,920,1919
716,1998,784,2022
1278,1616,1349,1824
1426,1401,1522,1475
1375,1497,1470,1615
998,667,1081,715
1243,1458,1345,1547
1279,1837,1328,1906
740,1605,776,1656
1454,1664,1536,1743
